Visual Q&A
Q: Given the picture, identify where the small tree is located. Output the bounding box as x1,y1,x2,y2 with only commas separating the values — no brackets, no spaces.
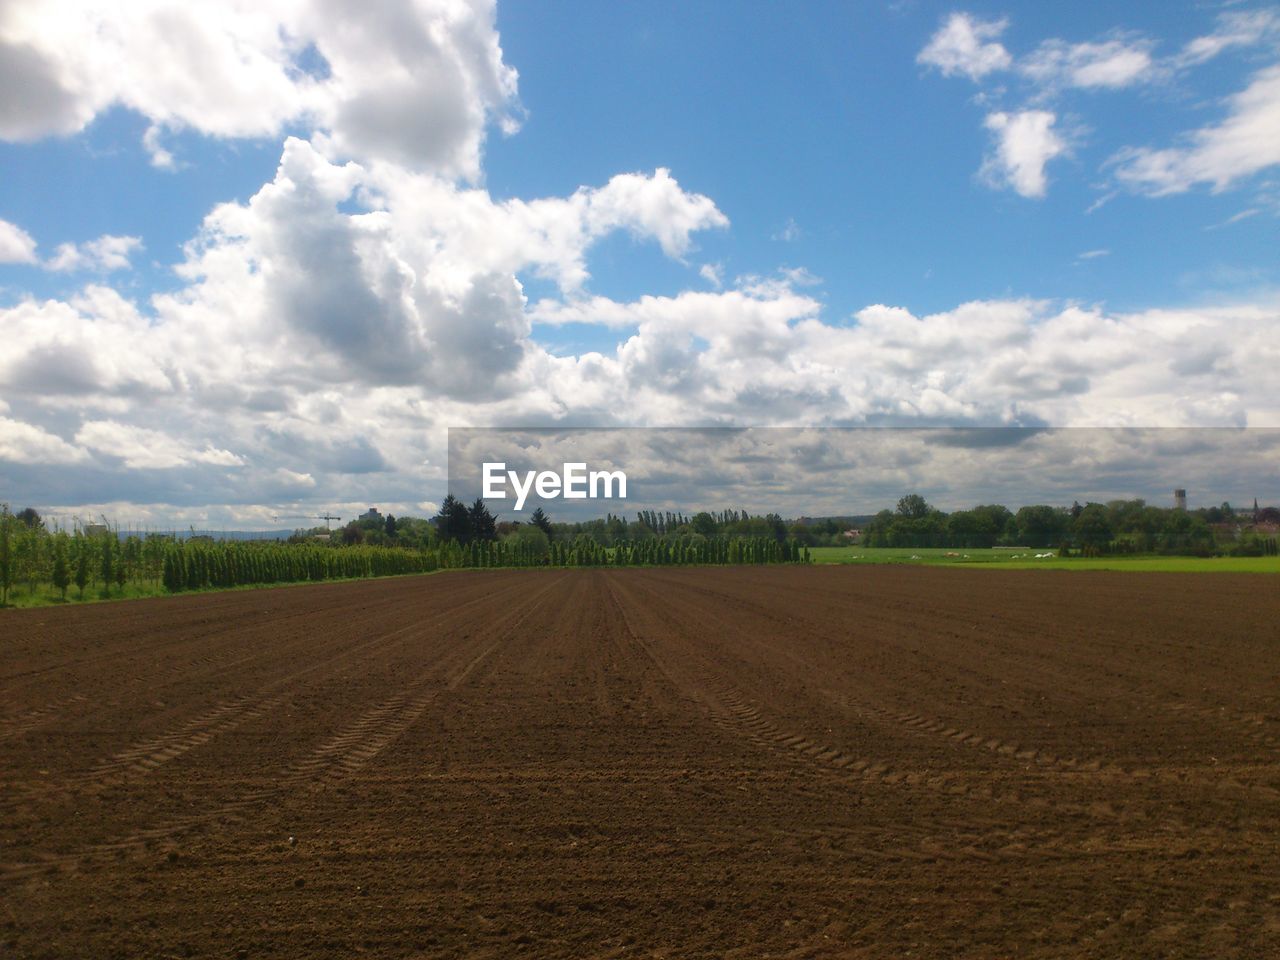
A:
115,549,128,594
74,549,89,600
530,507,553,540
100,534,115,597
51,540,70,601
468,499,497,542
896,494,931,520
434,494,473,545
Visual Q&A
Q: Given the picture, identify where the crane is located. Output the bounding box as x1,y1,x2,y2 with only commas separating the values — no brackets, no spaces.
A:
273,513,342,531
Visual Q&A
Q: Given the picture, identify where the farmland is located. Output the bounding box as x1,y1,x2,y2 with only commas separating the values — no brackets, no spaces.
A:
3,566,1279,958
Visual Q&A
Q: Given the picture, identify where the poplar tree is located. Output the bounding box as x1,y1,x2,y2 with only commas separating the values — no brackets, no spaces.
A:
100,535,114,597
51,540,70,600
74,549,89,599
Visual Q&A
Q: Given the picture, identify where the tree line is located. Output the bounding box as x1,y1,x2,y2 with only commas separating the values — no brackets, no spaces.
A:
0,502,809,607
429,495,810,566
861,495,1280,557
432,534,807,568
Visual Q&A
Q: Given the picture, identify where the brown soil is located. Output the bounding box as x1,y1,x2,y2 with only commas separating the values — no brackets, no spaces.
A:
2,566,1279,958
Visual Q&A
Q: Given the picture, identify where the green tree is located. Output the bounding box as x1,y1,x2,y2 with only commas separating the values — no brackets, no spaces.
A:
529,507,553,540
468,499,497,541
15,507,43,529
503,524,549,560
51,538,70,601
691,512,718,537
1014,505,1067,547
896,494,931,520
100,534,114,597
74,549,89,599
1073,503,1113,549
434,494,473,544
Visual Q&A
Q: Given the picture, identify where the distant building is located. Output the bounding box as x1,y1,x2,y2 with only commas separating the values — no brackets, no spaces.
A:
1174,489,1187,511
359,508,383,523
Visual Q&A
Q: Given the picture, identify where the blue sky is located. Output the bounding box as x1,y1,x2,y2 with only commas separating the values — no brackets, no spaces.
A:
1,1,1277,526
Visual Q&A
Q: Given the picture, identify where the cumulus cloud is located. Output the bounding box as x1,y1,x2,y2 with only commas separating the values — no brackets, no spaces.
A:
359,162,728,294
74,420,244,470
0,417,88,464
45,234,142,272
0,217,38,263
151,137,725,400
981,110,1067,198
917,13,1012,81
0,0,519,178
529,285,1280,428
5,267,1279,517
1112,64,1280,195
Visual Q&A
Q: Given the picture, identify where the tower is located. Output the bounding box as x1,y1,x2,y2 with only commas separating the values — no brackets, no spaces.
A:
1174,489,1187,511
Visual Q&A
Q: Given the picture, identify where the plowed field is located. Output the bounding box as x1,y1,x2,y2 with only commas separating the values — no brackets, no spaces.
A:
2,567,1279,958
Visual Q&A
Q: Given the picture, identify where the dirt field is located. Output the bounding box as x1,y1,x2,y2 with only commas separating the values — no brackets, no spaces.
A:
2,567,1279,959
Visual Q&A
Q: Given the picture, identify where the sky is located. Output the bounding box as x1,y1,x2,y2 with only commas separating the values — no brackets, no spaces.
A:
0,0,1278,528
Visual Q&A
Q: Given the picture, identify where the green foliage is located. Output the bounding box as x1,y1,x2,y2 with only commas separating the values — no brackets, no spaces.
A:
99,533,115,597
74,548,88,599
51,536,70,600
435,494,473,544
529,507,553,540
0,505,13,606
468,498,497,541
502,524,549,559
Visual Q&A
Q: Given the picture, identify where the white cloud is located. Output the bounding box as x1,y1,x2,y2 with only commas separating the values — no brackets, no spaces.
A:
4,265,1279,517
0,0,519,179
74,420,244,469
45,234,142,272
1077,248,1109,260
918,13,1012,81
1020,37,1155,90
0,417,87,464
1176,11,1280,68
0,217,37,263
699,262,723,288
773,218,801,242
142,124,176,169
1113,64,1280,195
1206,207,1261,230
530,288,1280,428
981,110,1067,198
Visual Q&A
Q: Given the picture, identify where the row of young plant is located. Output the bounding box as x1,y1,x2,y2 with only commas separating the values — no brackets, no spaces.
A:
436,535,810,568
161,541,438,592
0,523,168,603
0,523,442,604
0,507,810,605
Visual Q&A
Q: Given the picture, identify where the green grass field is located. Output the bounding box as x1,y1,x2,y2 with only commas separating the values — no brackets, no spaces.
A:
809,546,1280,573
